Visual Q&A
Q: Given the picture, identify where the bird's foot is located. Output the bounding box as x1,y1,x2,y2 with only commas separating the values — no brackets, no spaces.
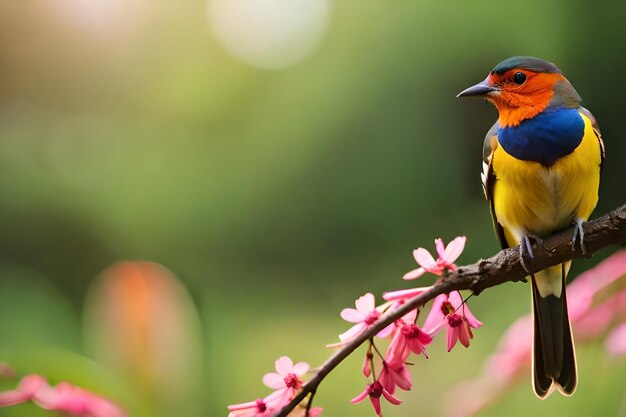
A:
572,218,587,255
519,234,537,274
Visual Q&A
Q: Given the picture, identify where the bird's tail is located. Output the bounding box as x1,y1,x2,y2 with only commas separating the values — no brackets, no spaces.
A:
531,262,577,398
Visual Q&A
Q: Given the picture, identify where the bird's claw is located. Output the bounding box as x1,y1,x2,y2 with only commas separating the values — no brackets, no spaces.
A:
519,234,536,274
572,219,587,255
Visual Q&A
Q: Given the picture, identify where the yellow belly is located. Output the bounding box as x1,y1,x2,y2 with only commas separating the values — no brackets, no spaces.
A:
492,112,601,246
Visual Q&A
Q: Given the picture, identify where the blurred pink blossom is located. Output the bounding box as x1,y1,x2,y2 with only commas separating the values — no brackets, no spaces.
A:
446,250,626,417
403,236,466,280
0,374,47,407
0,373,126,417
351,381,401,417
34,382,126,417
606,323,626,356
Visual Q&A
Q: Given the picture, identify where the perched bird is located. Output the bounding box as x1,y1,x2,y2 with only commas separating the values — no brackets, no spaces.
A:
457,56,604,398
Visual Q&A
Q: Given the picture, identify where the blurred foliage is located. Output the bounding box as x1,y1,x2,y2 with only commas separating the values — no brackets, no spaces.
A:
0,0,625,416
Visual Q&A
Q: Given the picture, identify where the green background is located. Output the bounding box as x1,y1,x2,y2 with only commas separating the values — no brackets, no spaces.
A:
0,0,625,416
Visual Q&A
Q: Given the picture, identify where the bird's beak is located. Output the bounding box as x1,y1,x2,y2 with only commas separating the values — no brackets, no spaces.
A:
457,79,498,98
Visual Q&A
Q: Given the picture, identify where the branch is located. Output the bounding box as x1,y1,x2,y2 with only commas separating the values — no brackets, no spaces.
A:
275,204,626,417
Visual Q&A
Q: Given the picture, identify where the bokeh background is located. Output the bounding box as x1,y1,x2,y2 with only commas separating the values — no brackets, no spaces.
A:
0,0,625,416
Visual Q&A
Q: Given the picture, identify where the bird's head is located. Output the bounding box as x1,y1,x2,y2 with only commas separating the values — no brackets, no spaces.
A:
457,56,581,127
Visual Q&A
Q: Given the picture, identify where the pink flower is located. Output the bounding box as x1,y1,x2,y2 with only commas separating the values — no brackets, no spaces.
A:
229,356,320,417
572,293,621,339
404,236,466,280
0,374,46,407
423,291,481,351
262,356,309,404
378,362,412,394
446,315,475,351
0,373,126,417
485,315,533,381
385,310,432,364
567,250,626,321
351,381,401,417
327,293,393,347
34,382,126,417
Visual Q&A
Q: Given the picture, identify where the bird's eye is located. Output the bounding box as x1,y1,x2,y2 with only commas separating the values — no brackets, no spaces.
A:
513,72,527,84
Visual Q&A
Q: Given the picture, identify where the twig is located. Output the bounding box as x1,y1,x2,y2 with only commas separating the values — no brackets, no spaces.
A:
275,204,626,417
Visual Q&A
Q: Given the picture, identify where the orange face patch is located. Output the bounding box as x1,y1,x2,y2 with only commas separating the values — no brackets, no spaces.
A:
487,70,565,127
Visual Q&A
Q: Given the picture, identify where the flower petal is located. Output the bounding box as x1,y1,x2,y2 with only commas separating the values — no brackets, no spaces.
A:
355,293,376,313
447,325,459,352
292,362,309,376
350,388,369,404
413,248,437,269
403,267,426,280
275,356,293,376
381,389,402,405
401,309,418,324
463,304,483,329
339,323,366,341
458,321,473,347
450,291,483,328
379,367,395,395
227,400,259,411
262,373,285,390
369,395,382,415
443,236,466,263
389,364,412,391
435,238,446,259
386,332,408,365
383,287,430,301
340,308,365,323
422,294,447,333
377,322,396,339
447,290,463,309
265,388,291,408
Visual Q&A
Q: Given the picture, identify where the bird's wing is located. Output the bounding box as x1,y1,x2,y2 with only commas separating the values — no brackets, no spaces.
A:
579,106,605,171
482,121,509,249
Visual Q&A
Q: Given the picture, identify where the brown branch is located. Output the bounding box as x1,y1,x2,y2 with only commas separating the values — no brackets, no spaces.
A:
275,204,626,417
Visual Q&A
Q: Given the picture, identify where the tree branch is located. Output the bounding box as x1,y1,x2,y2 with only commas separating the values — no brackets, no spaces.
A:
275,204,626,417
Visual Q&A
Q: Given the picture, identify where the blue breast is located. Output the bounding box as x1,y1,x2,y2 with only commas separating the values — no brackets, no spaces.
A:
497,107,584,166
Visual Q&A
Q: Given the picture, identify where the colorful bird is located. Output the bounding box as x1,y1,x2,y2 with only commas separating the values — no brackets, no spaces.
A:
457,56,604,398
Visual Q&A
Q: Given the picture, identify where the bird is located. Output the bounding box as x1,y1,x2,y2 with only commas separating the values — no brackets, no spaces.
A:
457,56,604,398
